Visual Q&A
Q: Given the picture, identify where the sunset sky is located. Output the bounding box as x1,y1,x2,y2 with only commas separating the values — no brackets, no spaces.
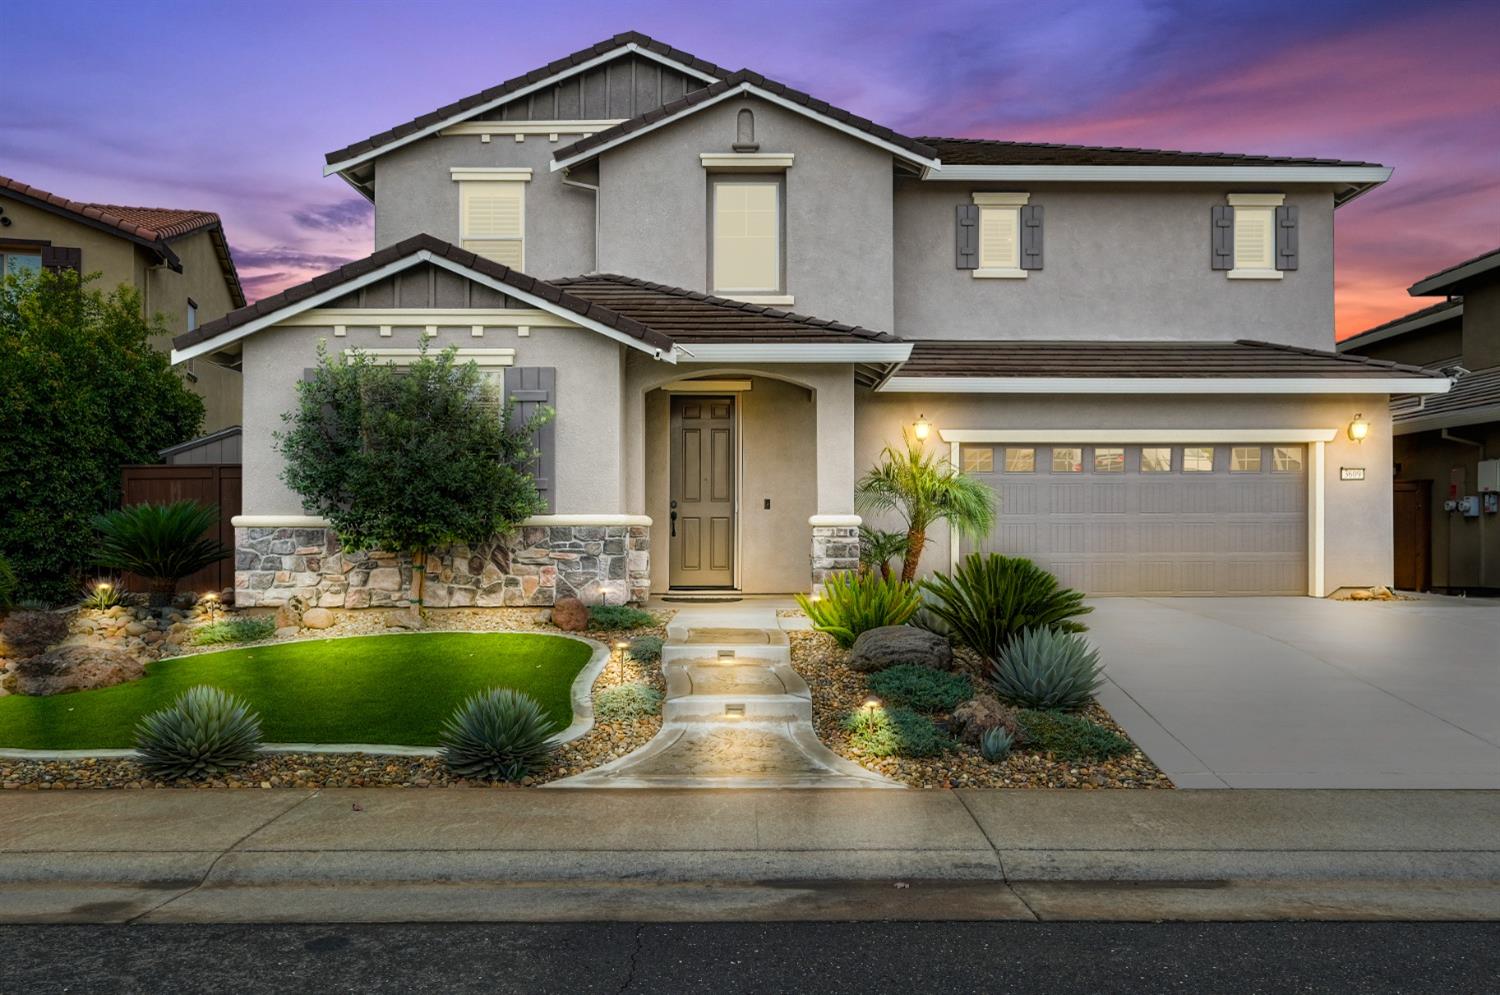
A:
7,0,1497,338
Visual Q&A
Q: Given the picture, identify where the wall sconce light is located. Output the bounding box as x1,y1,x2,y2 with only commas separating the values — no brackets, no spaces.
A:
1348,414,1370,443
913,415,931,441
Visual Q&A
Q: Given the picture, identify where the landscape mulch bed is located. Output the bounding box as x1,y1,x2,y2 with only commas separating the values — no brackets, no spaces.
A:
0,607,670,790
790,630,1172,790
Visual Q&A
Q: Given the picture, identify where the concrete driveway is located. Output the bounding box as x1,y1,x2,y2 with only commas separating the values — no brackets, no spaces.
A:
1089,596,1500,788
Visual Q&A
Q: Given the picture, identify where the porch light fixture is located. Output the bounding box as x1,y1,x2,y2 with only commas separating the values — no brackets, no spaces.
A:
913,415,931,441
1348,414,1370,443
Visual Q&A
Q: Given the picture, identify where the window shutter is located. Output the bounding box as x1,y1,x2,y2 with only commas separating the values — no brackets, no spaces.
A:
1275,204,1299,271
505,366,556,513
1210,205,1235,270
1020,204,1044,270
955,204,979,270
40,246,81,273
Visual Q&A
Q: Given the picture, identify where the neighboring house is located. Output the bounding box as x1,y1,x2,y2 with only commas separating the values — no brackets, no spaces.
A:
172,31,1447,608
1338,247,1500,593
0,174,246,433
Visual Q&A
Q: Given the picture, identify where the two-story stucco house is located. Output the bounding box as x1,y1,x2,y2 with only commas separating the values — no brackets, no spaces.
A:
1,174,246,433
172,31,1448,609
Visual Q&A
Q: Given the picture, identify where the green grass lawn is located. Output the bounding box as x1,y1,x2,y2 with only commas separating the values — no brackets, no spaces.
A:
0,632,593,750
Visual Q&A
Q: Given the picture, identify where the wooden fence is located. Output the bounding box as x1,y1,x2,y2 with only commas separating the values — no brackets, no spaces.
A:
118,464,242,595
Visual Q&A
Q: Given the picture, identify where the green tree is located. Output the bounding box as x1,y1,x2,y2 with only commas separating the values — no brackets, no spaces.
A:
276,342,548,612
0,269,204,602
856,432,996,583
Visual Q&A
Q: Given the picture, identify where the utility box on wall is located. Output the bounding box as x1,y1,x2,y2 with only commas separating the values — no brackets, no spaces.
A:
1479,459,1500,494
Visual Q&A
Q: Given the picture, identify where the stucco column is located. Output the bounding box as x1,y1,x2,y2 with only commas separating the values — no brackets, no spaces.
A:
809,368,860,588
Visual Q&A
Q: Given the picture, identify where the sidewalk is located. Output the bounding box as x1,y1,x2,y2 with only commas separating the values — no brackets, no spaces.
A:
4,789,1499,923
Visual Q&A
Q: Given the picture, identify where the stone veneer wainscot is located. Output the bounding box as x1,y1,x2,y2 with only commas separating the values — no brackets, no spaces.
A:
810,524,860,587
235,524,650,608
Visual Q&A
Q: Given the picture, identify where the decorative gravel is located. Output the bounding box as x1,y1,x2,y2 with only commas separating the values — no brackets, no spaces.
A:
0,606,670,790
790,630,1172,789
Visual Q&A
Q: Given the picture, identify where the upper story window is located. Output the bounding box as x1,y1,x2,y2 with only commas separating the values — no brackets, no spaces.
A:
452,167,531,270
711,175,782,297
187,298,198,332
1,248,43,278
1215,193,1297,279
957,193,1042,278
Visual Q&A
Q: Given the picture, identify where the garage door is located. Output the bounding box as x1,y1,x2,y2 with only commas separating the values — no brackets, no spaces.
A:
958,443,1308,596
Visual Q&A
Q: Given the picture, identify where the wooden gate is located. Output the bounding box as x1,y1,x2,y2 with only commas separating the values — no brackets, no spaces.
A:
118,464,242,594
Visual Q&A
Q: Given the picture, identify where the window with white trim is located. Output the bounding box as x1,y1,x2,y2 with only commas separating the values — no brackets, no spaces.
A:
711,176,782,295
454,169,530,269
1228,193,1283,280
972,192,1028,278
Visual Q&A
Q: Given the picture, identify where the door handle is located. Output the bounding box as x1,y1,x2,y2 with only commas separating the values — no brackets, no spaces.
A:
670,500,678,538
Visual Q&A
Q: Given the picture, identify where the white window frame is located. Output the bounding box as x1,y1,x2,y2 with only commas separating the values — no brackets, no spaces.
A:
972,191,1029,279
1227,193,1284,280
711,175,783,296
453,168,531,270
187,298,198,332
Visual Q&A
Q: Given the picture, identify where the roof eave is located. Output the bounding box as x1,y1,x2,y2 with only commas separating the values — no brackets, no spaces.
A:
877,375,1451,395
919,164,1392,200
1409,252,1500,297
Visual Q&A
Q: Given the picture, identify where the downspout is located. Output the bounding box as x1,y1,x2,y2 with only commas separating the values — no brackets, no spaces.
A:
559,171,600,273
1441,429,1486,590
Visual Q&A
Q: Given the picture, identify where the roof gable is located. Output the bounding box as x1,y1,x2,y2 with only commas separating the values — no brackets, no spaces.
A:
1409,246,1500,297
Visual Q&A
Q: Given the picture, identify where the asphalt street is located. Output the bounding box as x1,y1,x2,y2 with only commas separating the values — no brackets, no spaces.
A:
2,921,1496,994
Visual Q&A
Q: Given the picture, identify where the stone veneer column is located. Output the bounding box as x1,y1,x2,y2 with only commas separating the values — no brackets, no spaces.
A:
235,522,650,608
809,515,861,589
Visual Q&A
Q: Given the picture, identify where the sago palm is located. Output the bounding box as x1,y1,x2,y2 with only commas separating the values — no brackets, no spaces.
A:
856,433,996,583
94,501,229,607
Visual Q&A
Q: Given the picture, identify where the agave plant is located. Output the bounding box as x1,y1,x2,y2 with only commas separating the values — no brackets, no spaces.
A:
439,688,557,781
94,501,228,607
979,725,1015,763
134,686,263,781
795,569,922,649
856,433,995,582
988,626,1105,711
922,553,1091,660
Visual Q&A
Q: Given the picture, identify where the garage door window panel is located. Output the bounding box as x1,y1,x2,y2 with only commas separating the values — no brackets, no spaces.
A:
961,445,994,473
1231,447,1263,473
1273,447,1304,472
1005,448,1035,472
1094,448,1125,473
1183,447,1214,472
1051,447,1083,473
1140,447,1172,473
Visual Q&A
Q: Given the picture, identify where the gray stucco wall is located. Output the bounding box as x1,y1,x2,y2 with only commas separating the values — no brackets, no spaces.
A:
240,321,627,517
855,391,1394,593
373,133,597,279
1343,320,1463,368
893,181,1337,349
595,96,897,332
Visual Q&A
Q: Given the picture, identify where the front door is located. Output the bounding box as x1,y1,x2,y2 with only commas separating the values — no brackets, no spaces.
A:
1393,480,1432,591
669,395,736,588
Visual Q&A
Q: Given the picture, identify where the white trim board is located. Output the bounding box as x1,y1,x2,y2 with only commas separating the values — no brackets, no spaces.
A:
880,376,1450,395
276,308,577,329
345,347,516,366
939,428,1339,444
441,120,625,137
926,164,1392,186
325,42,719,177
676,343,913,363
551,81,941,173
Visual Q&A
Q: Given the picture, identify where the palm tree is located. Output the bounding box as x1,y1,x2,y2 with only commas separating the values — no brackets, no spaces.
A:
856,432,996,583
857,526,909,581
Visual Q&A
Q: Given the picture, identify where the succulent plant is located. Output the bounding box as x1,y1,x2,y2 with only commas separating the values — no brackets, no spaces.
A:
989,626,1105,711
439,688,557,781
134,686,263,780
979,725,1015,763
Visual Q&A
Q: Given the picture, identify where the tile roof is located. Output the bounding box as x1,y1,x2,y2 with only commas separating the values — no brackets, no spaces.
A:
174,234,674,354
915,137,1384,169
1408,245,1500,296
555,70,937,166
1340,297,1464,348
893,339,1447,380
550,275,899,343
0,174,245,307
324,32,734,166
1392,366,1500,425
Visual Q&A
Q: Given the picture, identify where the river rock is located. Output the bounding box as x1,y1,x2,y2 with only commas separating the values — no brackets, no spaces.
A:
3,645,144,696
848,625,953,673
551,596,589,632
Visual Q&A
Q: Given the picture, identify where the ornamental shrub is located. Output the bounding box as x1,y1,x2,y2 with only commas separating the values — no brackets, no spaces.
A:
922,554,1091,660
867,664,973,713
193,616,278,646
0,269,203,602
587,605,657,630
1015,709,1132,762
795,570,922,649
439,688,557,781
594,682,663,722
134,686,263,780
842,705,951,758
627,635,664,663
989,627,1105,711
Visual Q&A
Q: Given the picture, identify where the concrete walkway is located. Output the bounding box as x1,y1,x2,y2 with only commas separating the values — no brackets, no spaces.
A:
551,605,895,788
1090,597,1500,789
4,789,1500,922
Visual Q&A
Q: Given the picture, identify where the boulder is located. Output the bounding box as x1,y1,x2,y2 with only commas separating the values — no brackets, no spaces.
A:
274,594,307,630
301,607,335,629
274,626,301,639
551,596,589,632
950,694,1022,746
3,645,144,696
0,610,70,659
848,625,953,673
384,608,422,630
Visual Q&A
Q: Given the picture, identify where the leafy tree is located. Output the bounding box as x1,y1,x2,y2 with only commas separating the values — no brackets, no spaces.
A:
856,432,996,583
276,342,548,611
0,269,204,601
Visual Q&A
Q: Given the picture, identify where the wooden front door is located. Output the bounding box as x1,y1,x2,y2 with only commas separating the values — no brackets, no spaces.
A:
1393,480,1432,592
669,395,736,588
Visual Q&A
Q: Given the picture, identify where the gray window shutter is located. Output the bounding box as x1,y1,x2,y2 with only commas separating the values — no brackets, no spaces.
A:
955,204,979,270
1020,204,1043,270
40,246,81,273
505,366,556,513
1275,204,1299,271
1210,205,1235,270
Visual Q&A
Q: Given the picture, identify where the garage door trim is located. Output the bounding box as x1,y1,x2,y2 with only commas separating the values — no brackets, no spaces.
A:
942,428,1335,596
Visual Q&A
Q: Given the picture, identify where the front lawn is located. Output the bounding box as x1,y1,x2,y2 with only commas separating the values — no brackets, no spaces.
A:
0,632,593,750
